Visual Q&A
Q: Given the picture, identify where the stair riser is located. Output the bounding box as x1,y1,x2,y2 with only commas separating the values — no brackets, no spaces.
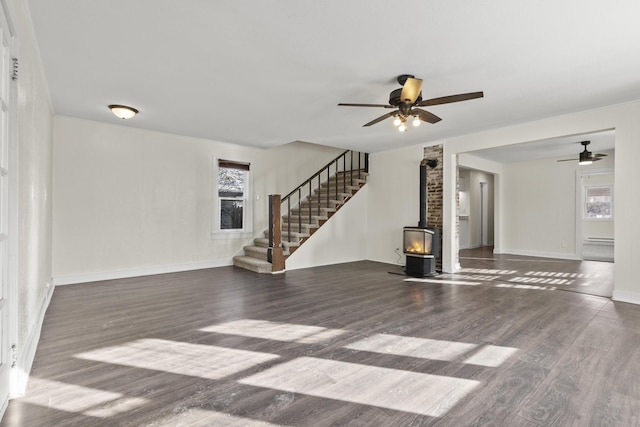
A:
323,178,365,185
282,219,320,226
233,256,272,274
301,199,341,207
312,191,353,199
281,225,316,233
244,250,268,262
264,231,308,241
289,208,335,216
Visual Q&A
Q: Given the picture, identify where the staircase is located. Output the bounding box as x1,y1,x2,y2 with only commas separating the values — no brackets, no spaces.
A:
233,151,368,273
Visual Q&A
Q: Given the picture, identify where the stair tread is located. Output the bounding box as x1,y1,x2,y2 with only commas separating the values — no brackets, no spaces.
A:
244,245,268,253
233,255,272,274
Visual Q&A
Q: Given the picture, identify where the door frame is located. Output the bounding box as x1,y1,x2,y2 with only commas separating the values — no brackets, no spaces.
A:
0,0,18,413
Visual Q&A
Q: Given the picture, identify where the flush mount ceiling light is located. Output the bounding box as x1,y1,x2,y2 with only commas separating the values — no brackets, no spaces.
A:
109,104,138,120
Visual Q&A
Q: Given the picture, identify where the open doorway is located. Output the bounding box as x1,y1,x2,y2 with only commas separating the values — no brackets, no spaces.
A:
578,169,614,262
458,167,494,251
455,129,615,298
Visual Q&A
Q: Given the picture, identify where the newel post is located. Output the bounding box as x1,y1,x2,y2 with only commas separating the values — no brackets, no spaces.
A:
268,194,285,272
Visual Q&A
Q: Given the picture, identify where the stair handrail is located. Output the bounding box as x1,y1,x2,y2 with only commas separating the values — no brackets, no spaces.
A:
281,150,367,200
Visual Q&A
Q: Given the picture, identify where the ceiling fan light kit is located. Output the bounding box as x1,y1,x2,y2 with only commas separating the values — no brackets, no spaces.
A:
557,140,607,165
338,74,483,132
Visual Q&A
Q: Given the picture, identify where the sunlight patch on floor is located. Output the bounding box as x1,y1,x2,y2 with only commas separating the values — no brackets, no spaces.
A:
445,273,502,281
153,408,280,426
458,268,517,275
201,319,347,344
239,357,479,417
345,334,477,361
510,276,573,285
494,283,557,291
75,339,279,380
21,377,147,418
463,345,519,367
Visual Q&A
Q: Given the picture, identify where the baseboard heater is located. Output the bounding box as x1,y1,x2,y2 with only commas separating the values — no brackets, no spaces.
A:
582,237,614,262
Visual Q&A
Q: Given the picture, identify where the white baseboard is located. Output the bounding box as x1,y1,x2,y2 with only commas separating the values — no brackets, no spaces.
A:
499,248,581,261
612,290,640,306
10,279,55,398
54,259,234,286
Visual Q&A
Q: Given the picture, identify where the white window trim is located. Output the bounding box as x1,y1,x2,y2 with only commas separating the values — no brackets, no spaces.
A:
211,157,253,240
584,183,613,221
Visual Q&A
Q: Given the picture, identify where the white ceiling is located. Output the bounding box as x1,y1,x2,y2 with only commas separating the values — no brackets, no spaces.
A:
467,129,615,164
26,1,640,155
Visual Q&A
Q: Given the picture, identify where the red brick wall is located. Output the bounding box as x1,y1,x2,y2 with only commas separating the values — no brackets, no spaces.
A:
423,145,443,270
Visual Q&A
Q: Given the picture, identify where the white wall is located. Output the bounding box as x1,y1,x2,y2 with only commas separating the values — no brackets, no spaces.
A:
441,100,640,305
501,158,579,258
52,117,344,283
8,0,54,395
365,144,427,266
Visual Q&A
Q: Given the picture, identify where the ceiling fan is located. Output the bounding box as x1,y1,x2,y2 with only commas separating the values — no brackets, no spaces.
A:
338,74,483,132
557,141,607,165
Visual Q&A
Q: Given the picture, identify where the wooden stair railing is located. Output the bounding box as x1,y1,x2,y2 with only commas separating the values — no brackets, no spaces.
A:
267,150,368,272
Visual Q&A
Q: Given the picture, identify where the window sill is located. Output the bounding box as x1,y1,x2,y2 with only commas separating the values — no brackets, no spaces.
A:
211,231,253,241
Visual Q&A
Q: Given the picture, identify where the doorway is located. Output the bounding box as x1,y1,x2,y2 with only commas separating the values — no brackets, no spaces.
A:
458,167,494,250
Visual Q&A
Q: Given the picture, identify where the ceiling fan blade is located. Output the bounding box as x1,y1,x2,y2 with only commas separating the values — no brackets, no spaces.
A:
557,158,579,162
594,153,607,157
413,108,442,124
363,111,397,127
418,91,484,107
400,78,423,104
338,103,393,108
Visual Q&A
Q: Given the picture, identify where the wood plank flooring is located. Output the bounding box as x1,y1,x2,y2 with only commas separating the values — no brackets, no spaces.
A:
1,254,636,426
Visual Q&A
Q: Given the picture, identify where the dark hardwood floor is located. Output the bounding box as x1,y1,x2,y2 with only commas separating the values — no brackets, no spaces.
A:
2,255,637,426
456,246,614,298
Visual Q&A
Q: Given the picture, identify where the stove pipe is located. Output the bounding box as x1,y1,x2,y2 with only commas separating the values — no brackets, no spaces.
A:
419,158,438,228
419,159,427,228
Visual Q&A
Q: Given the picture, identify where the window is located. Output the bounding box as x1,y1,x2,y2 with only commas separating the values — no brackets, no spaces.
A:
584,185,613,220
213,159,252,239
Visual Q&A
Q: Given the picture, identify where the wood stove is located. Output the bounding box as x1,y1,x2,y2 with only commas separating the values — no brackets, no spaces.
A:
404,227,440,277
403,158,440,277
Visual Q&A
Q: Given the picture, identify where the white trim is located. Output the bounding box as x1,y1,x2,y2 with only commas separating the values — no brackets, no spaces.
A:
612,290,640,306
53,259,233,286
10,279,54,398
498,248,581,261
2,0,19,407
575,169,584,259
211,231,253,240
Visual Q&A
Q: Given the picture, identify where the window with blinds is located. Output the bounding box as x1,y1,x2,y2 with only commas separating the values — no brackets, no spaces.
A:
585,185,613,219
